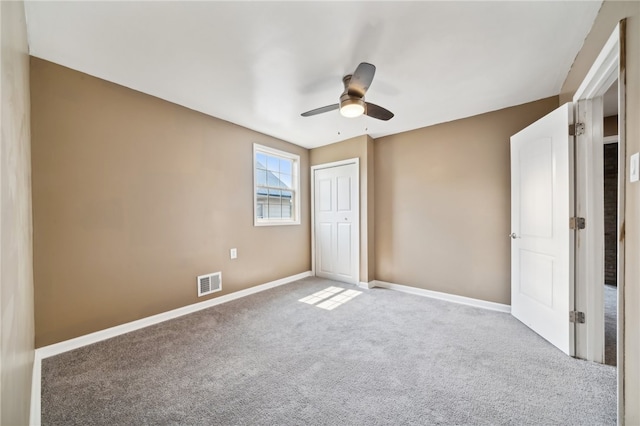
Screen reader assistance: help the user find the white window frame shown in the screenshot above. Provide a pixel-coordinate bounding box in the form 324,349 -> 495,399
253,143 -> 300,226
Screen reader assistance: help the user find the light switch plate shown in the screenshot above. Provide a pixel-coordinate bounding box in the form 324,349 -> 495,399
230,248 -> 237,259
631,152 -> 639,183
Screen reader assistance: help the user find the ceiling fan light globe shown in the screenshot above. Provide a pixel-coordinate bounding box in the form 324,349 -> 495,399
340,100 -> 365,118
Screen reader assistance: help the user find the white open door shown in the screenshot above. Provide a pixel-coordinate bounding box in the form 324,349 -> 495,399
313,161 -> 359,285
510,103 -> 575,356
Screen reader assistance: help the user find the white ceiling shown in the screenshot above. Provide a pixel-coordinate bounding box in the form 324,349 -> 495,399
24,1 -> 602,149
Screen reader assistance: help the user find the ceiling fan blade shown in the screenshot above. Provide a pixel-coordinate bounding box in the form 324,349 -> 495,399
347,62 -> 376,97
301,104 -> 339,117
365,102 -> 394,121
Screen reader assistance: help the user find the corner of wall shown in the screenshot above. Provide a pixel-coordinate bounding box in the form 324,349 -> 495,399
1,1 -> 36,425
366,135 -> 376,282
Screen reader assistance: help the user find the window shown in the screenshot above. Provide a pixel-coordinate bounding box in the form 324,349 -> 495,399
254,144 -> 300,226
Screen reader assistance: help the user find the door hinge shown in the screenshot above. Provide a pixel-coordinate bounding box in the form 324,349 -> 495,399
569,122 -> 585,136
570,311 -> 586,324
569,217 -> 586,230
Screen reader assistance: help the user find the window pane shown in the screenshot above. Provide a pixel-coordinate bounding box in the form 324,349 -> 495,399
256,153 -> 267,169
268,189 -> 282,218
281,191 -> 293,219
282,203 -> 292,218
280,158 -> 292,175
266,170 -> 281,187
256,192 -> 268,219
256,169 -> 267,186
270,202 -> 282,218
267,155 -> 279,172
280,173 -> 292,189
271,204 -> 282,219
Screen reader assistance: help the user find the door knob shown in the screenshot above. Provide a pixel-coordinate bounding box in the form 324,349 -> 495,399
509,233 -> 519,239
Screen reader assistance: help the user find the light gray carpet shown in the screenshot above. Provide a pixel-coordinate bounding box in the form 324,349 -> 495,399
604,284 -> 617,366
42,277 -> 616,425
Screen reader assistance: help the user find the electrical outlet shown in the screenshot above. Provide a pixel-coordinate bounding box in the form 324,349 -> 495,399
230,248 -> 237,259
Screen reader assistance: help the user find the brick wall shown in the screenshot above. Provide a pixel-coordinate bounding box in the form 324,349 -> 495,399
603,141 -> 618,286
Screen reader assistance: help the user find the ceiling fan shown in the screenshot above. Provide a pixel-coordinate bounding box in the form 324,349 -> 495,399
301,62 -> 394,121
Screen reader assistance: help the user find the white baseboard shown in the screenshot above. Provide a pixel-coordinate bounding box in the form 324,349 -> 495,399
358,281 -> 375,289
372,280 -> 511,313
36,271 -> 311,359
29,270 -> 311,426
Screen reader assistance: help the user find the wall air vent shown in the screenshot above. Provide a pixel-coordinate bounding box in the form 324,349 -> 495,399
197,272 -> 222,297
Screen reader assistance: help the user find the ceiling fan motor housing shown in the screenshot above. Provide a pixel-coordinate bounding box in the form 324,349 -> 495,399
339,74 -> 366,117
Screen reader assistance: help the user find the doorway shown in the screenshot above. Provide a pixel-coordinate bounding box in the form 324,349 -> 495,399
572,21 -> 625,418
603,82 -> 619,366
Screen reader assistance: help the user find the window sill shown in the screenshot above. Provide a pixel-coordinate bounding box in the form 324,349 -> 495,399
254,220 -> 300,227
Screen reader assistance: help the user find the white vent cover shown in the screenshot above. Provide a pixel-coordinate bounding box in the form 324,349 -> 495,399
197,272 -> 222,297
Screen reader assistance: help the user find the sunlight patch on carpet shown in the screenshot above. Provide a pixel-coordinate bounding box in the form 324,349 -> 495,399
299,286 -> 362,310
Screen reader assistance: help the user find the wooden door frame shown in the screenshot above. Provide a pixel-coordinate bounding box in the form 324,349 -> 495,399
310,158 -> 360,284
572,20 -> 625,422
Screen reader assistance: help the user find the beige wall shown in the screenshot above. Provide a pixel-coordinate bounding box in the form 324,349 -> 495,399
560,1 -> 640,423
310,135 -> 375,283
0,1 -> 35,424
374,97 -> 559,305
31,58 -> 310,347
